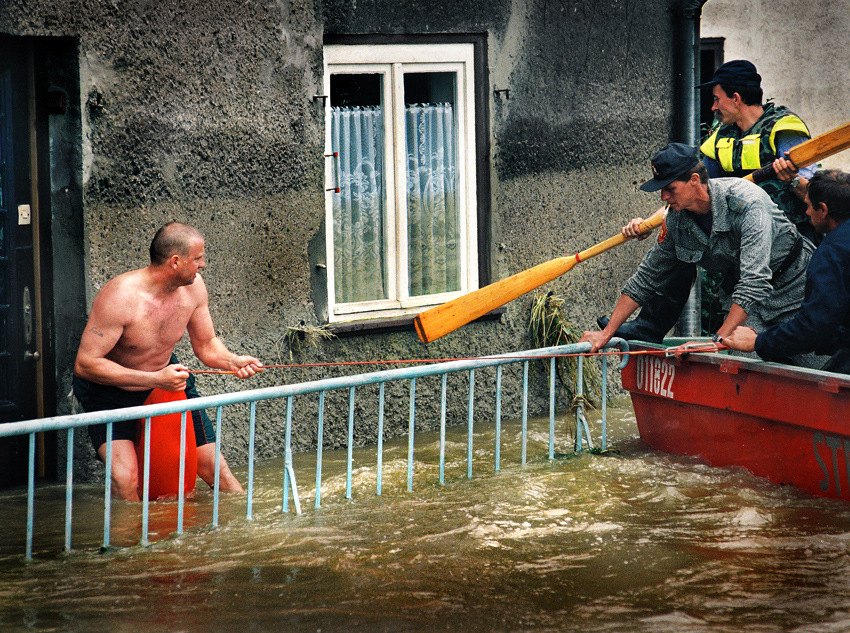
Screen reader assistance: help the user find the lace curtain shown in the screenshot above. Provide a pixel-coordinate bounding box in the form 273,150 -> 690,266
406,103 -> 460,296
331,106 -> 387,304
331,103 -> 459,304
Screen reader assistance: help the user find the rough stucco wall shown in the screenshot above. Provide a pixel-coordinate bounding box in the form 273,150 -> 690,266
2,0 -> 677,483
1,0 -> 328,481
701,0 -> 850,171
485,0 -> 674,338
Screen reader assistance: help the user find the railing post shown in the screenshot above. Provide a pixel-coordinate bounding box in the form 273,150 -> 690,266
467,369 -> 474,479
407,378 -> 416,493
377,383 -> 385,496
283,396 -> 294,512
521,361 -> 529,466
576,357 -> 584,451
439,373 -> 447,485
177,411 -> 187,534
247,401 -> 257,520
346,387 -> 355,500
495,365 -> 502,473
102,423 -> 113,550
315,391 -> 325,508
283,395 -> 301,515
549,356 -> 556,460
141,417 -> 152,547
602,354 -> 609,451
26,432 -> 35,561
212,406 -> 223,527
64,427 -> 74,554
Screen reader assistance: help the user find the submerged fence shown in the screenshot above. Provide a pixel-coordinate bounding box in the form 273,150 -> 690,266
1,341 -> 629,560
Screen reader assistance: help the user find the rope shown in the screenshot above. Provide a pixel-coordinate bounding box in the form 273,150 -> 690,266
188,347 -> 687,375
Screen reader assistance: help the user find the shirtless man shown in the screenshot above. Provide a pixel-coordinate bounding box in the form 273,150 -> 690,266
73,222 -> 263,500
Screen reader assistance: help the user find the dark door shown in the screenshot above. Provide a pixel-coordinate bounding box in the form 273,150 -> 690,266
0,40 -> 44,485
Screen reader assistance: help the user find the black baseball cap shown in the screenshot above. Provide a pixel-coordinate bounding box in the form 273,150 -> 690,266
696,59 -> 761,89
639,143 -> 700,192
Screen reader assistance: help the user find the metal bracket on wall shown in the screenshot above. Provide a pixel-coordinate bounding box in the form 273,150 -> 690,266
87,90 -> 105,111
313,95 -> 329,105
494,88 -> 510,100
324,152 -> 340,193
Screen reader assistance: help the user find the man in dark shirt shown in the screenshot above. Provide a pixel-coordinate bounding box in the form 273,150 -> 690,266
723,170 -> 850,372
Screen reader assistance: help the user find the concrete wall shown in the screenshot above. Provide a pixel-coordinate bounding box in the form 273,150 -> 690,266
1,0 -> 680,482
701,0 -> 850,171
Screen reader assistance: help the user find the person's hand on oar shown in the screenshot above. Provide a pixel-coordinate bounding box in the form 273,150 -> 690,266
622,206 -> 666,240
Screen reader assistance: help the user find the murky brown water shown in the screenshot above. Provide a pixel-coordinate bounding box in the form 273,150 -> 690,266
3,400 -> 850,633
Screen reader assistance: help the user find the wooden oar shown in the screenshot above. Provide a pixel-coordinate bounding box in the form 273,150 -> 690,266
414,119 -> 850,344
747,120 -> 850,184
414,213 -> 666,344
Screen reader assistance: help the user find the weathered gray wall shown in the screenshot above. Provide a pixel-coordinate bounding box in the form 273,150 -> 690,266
1,0 -> 679,482
701,0 -> 850,171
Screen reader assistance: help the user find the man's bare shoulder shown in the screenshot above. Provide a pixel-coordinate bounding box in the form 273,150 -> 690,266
91,269 -> 151,312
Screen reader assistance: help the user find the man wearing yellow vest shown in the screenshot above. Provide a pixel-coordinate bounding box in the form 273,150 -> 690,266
699,59 -> 816,241
597,60 -> 816,343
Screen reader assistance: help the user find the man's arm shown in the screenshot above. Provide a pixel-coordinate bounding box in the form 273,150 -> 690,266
774,132 -> 816,200
74,281 -> 190,391
729,192 -> 780,316
714,303 -> 749,339
580,294 -> 640,353
186,277 -> 263,378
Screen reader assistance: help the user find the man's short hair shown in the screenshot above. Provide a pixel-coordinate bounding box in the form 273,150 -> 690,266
150,222 -> 203,265
717,81 -> 763,107
674,161 -> 709,185
808,170 -> 850,221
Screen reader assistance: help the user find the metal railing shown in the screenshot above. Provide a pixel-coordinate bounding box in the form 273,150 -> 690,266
1,340 -> 629,560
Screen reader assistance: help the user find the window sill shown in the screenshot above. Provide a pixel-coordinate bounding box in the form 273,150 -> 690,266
328,307 -> 506,338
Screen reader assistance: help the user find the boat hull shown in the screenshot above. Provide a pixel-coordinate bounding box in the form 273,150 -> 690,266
621,343 -> 850,500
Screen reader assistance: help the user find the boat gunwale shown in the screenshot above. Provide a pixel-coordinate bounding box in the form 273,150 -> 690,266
632,338 -> 850,393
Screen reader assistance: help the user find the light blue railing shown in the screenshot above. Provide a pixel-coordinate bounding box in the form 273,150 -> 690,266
1,340 -> 629,560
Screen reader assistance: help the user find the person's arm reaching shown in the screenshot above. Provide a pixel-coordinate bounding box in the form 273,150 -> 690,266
186,276 -> 263,378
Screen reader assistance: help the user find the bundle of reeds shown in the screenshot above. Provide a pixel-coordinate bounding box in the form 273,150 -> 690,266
528,291 -> 603,410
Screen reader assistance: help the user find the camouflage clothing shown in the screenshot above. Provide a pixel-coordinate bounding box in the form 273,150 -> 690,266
700,103 -> 810,225
623,178 -> 812,328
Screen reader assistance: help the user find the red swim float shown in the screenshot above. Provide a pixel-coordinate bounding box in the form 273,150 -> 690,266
135,388 -> 198,500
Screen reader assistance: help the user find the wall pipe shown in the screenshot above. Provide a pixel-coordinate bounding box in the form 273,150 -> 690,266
675,0 -> 711,337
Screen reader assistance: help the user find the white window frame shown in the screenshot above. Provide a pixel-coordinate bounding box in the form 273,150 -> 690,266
323,43 -> 478,322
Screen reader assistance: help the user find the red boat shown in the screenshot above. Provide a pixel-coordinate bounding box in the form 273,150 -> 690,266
621,340 -> 850,501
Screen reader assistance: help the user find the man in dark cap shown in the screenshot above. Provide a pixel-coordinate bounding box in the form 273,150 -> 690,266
700,59 -> 815,240
597,60 -> 816,344
581,143 -> 814,361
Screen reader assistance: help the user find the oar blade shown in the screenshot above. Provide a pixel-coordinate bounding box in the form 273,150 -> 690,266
414,256 -> 578,343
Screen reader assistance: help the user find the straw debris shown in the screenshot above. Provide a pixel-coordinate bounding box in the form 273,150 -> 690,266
529,291 -> 604,410
277,323 -> 336,361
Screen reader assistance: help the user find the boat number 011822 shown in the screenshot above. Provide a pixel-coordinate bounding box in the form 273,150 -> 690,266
635,356 -> 675,399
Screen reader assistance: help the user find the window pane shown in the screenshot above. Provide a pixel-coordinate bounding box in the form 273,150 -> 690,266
330,74 -> 389,303
404,72 -> 460,297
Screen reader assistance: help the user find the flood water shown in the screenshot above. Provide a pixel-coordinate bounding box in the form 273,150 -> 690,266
3,399 -> 850,633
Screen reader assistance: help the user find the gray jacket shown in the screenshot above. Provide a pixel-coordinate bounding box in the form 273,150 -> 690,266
623,178 -> 811,324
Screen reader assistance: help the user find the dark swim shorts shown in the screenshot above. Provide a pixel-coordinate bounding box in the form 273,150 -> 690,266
72,355 -> 216,452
